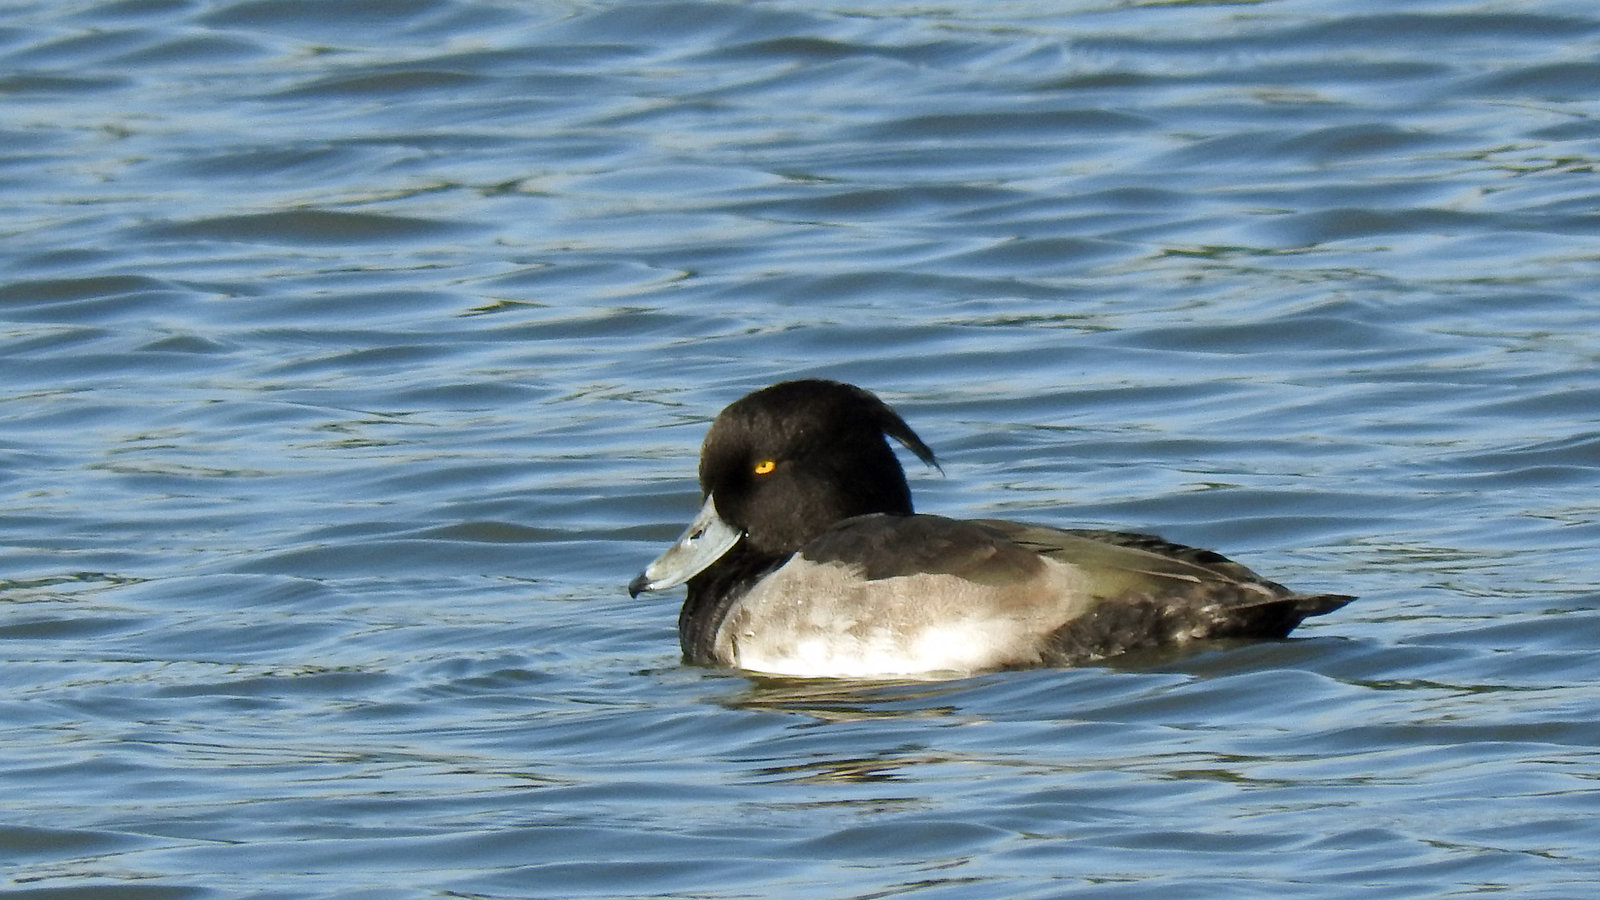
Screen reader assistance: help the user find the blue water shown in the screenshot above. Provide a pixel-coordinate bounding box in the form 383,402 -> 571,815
4,0 -> 1599,897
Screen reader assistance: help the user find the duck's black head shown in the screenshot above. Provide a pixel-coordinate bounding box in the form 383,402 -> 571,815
698,380 -> 940,557
629,380 -> 938,598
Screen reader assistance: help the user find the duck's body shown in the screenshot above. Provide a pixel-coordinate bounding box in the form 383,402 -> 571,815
630,380 -> 1352,679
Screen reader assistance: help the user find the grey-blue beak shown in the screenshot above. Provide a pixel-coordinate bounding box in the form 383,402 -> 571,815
628,493 -> 743,597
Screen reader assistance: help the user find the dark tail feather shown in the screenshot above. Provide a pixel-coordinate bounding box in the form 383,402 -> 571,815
1295,593 -> 1358,617
1046,592 -> 1356,664
1228,592 -> 1356,639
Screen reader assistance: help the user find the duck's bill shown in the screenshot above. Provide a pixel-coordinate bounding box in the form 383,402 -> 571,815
628,493 -> 743,596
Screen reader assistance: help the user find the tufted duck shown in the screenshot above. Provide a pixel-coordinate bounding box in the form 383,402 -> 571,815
629,379 -> 1353,679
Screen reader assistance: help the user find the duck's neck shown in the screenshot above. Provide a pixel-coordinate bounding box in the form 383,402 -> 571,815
679,547 -> 788,666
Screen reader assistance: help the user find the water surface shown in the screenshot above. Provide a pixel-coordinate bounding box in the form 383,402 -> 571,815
3,0 -> 1599,897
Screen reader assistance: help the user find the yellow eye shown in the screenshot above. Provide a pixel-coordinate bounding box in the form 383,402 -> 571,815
753,459 -> 776,475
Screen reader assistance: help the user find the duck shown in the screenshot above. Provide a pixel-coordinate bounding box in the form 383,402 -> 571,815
628,379 -> 1353,679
